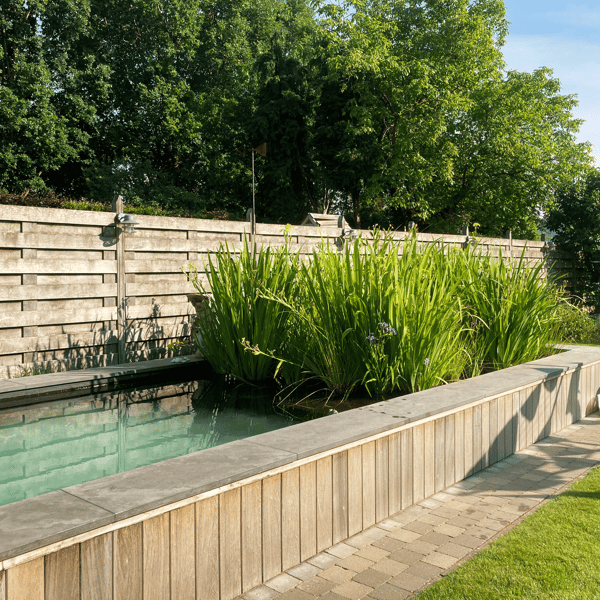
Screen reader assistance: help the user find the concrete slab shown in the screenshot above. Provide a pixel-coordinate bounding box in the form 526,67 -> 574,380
65,439 -> 296,519
0,490 -> 114,562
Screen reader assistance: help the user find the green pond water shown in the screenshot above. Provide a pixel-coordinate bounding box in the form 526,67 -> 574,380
0,377 -> 297,507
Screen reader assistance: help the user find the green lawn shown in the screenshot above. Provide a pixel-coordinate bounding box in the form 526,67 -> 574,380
416,465 -> 600,600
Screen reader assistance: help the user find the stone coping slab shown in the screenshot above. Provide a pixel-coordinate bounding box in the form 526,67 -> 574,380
1,347 -> 600,563
0,356 -> 210,408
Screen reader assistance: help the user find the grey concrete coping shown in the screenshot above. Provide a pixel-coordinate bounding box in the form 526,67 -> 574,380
0,356 -> 211,409
1,347 -> 600,563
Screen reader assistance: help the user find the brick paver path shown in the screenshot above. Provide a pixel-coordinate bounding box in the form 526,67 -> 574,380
241,413 -> 600,600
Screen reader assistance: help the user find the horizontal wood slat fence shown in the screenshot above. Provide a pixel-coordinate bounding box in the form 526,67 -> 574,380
0,205 -> 554,379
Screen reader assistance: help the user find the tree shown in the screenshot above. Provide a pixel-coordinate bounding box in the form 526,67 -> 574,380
425,68 -> 592,238
545,169 -> 600,308
0,0 -> 107,194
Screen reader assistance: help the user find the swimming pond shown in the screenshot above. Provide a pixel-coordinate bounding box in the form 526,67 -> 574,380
0,375 -> 296,507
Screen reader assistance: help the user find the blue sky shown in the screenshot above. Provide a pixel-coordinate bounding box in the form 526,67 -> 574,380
501,1 -> 600,165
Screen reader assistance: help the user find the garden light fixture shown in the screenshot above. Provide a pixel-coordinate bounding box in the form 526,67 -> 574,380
115,213 -> 138,233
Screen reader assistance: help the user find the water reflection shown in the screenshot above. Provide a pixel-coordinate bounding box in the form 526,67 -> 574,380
0,377 -> 296,507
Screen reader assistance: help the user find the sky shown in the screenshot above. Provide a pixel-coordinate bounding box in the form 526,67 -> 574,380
501,1 -> 600,165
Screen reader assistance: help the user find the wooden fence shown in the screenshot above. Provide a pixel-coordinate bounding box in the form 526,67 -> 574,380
0,205 -> 551,379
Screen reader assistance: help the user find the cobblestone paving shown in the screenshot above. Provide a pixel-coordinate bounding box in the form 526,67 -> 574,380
242,413 -> 600,600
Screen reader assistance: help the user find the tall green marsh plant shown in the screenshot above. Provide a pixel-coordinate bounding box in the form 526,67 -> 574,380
187,236 -> 299,383
458,246 -> 561,371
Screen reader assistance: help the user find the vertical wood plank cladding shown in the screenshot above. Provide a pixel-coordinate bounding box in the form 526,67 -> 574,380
423,422 -> 435,498
115,523 -> 142,600
220,488 -> 242,600
6,557 -> 44,600
282,468 -> 301,570
513,391 -> 523,452
242,481 -> 263,592
347,446 -> 363,536
434,418 -> 445,492
375,437 -> 390,521
171,505 -> 195,600
472,404 -> 482,474
532,384 -> 540,442
489,398 -> 498,465
535,383 -> 544,442
543,380 -> 552,438
445,415 -> 455,486
557,379 -> 565,433
300,462 -> 317,562
567,372 -> 575,425
81,534 -> 112,600
143,513 -> 170,600
196,496 -> 219,600
400,428 -> 413,509
464,407 -> 473,476
0,570 -> 4,600
45,546 -> 79,600
262,474 -> 282,581
550,379 -> 559,436
333,451 -> 349,544
526,387 -> 534,447
454,412 -> 465,484
412,425 -> 425,504
480,403 -> 489,469
497,396 -> 506,460
506,393 -> 516,457
388,432 -> 401,516
362,442 -> 376,528
316,456 -> 333,552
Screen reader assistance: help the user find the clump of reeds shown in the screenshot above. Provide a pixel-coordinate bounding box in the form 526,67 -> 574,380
188,231 -> 562,399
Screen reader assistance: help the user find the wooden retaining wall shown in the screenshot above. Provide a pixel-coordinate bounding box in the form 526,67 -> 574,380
1,354 -> 597,600
0,205 -> 550,380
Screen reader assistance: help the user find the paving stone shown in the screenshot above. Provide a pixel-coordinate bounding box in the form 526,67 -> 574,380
336,555 -> 375,573
405,560 -> 445,580
465,525 -> 496,541
437,542 -> 473,559
319,592 -> 351,600
387,528 -> 420,543
461,509 -> 489,521
477,517 -> 507,531
418,498 -> 443,509
332,580 -> 374,600
355,546 -> 390,562
419,532 -> 453,546
432,523 -> 465,537
402,520 -> 435,534
361,528 -> 390,541
451,534 -> 484,549
387,571 -> 429,592
266,573 -> 302,593
370,558 -> 409,576
308,553 -> 340,569
431,492 -> 454,502
387,548 -> 424,566
445,500 -> 472,512
297,576 -> 337,596
243,585 -> 281,600
372,537 -> 406,553
444,515 -> 478,528
404,540 -> 439,556
417,514 -> 446,526
287,563 -> 322,581
422,551 -> 459,569
377,519 -> 403,531
320,566 -> 356,584
367,583 -> 410,600
346,532 -> 380,549
278,589 -> 316,600
430,507 -> 461,519
328,542 -> 358,558
352,568 -> 391,588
